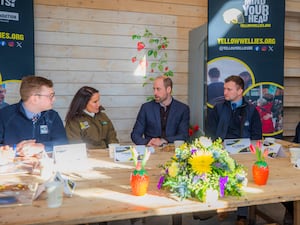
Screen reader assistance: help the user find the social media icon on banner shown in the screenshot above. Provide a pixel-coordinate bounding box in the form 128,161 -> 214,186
16,42 -> 22,48
8,41 -> 15,47
261,46 -> 268,51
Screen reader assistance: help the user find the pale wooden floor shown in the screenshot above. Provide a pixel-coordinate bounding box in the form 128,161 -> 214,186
107,203 -> 286,225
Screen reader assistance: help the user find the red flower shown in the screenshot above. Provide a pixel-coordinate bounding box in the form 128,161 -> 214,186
131,57 -> 137,63
137,42 -> 145,51
249,144 -> 256,154
189,128 -> 193,136
151,69 -> 154,73
193,124 -> 199,132
189,124 -> 200,137
165,66 -> 168,71
161,44 -> 166,49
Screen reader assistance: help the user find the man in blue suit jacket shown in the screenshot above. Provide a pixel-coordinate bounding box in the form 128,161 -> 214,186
131,75 -> 190,147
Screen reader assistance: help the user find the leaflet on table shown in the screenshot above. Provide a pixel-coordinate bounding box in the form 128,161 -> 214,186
224,138 -> 251,154
224,138 -> 285,158
0,161 -> 34,175
114,145 -> 155,162
262,142 -> 286,158
53,143 -> 89,171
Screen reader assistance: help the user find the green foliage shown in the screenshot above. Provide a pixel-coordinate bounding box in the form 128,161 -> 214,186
131,28 -> 174,89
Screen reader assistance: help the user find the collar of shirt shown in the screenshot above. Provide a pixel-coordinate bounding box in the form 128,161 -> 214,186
231,99 -> 243,109
83,109 -> 95,118
159,98 -> 173,111
21,102 -> 41,120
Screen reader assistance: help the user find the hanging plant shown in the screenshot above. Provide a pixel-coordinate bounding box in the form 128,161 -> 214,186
131,29 -> 174,87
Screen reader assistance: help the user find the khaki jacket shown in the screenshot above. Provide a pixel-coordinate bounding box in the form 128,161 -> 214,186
65,111 -> 118,149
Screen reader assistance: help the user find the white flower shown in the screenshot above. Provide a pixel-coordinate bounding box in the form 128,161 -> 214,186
199,136 -> 212,148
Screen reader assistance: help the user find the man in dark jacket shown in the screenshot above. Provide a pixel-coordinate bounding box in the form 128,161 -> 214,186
205,75 -> 262,225
0,76 -> 68,153
131,75 -> 190,147
206,75 -> 262,141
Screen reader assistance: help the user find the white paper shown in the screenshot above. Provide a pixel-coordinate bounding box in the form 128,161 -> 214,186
114,145 -> 154,162
263,142 -> 286,158
53,143 -> 89,172
224,138 -> 251,154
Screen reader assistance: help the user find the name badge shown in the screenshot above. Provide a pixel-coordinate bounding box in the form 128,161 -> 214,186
40,125 -> 49,134
80,121 -> 90,130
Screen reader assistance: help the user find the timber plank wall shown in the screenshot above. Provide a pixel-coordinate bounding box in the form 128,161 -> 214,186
32,0 -> 300,143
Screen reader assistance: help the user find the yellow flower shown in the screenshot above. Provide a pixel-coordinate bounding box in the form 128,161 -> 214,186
168,162 -> 179,177
189,152 -> 214,174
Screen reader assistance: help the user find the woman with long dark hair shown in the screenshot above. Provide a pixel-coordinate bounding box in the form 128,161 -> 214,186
65,86 -> 118,149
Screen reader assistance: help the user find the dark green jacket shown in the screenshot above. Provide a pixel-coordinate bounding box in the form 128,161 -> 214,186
65,111 -> 118,149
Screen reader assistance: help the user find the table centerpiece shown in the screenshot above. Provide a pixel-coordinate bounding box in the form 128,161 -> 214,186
250,140 -> 269,185
130,147 -> 151,196
157,136 -> 247,202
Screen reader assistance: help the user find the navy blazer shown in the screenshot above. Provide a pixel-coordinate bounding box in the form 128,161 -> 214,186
131,99 -> 190,145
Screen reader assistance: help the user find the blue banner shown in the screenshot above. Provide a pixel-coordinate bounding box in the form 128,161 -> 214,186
0,0 -> 34,82
207,0 -> 285,137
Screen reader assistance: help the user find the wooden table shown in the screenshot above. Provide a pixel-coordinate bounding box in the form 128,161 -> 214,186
1,148 -> 300,225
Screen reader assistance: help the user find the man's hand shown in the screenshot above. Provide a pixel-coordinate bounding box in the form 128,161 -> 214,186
16,140 -> 45,157
147,138 -> 168,147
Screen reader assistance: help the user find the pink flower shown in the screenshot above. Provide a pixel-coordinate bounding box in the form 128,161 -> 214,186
136,161 -> 142,171
250,141 -> 267,162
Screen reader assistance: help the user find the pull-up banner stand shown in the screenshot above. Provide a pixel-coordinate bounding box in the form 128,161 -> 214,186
0,0 -> 34,82
207,0 -> 285,137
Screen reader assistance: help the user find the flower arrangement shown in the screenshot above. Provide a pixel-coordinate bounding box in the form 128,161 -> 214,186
157,137 -> 247,201
131,29 -> 174,87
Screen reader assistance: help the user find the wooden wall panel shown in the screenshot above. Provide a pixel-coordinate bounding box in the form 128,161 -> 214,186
285,16 -> 300,47
35,0 -> 207,18
34,5 -> 205,29
286,0 -> 300,15
284,107 -> 300,136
